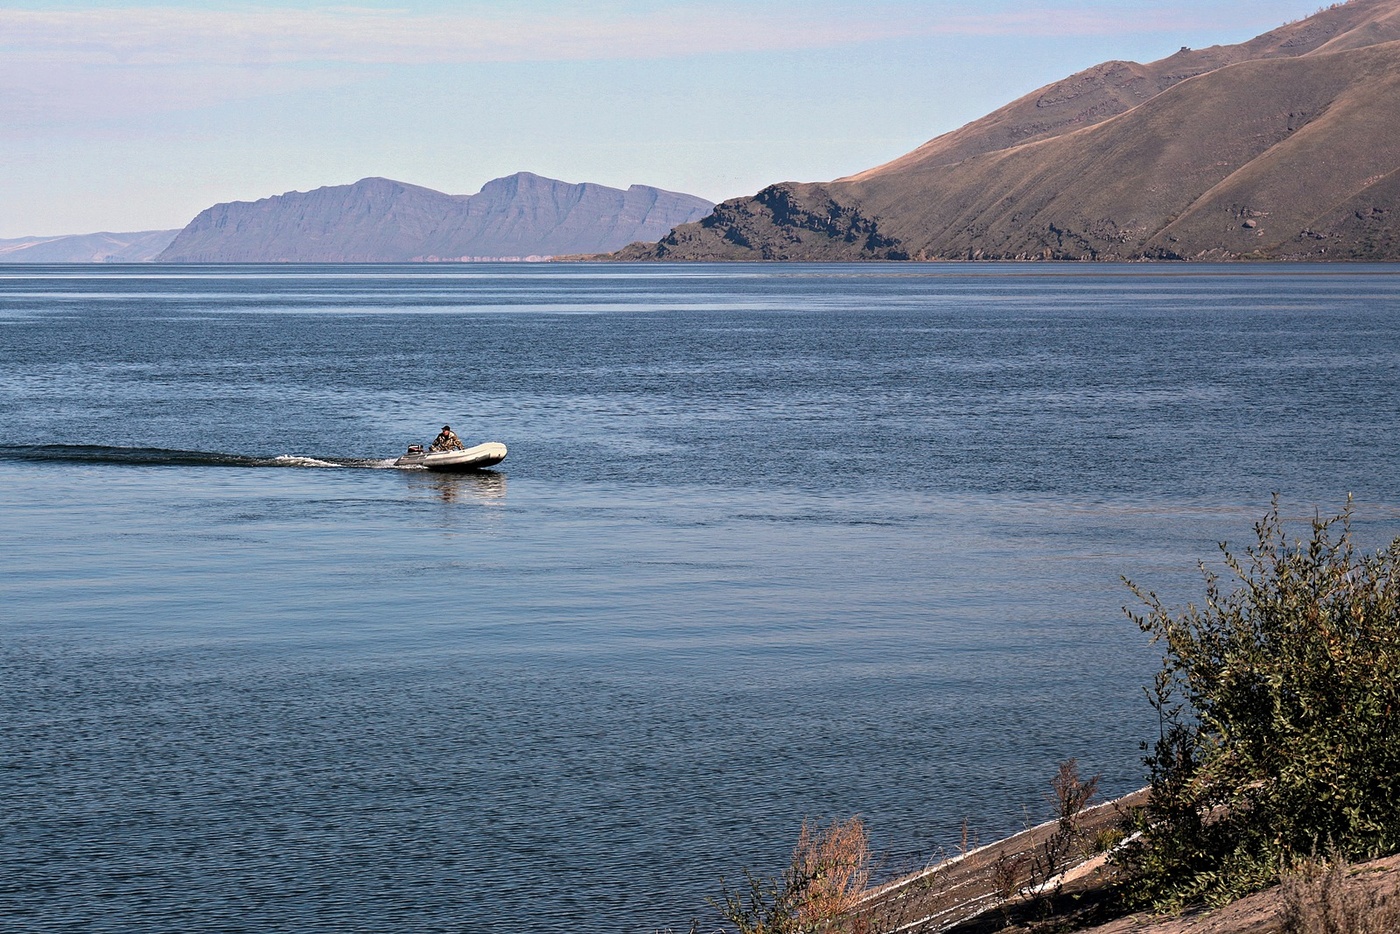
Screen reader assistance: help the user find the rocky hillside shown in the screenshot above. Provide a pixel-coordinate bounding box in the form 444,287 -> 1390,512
615,0 -> 1400,262
159,173 -> 713,263
0,229 -> 179,263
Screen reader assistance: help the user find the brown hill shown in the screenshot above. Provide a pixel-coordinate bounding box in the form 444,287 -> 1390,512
614,0 -> 1400,261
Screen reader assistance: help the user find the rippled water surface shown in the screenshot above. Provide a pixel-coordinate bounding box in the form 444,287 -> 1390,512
3,263 -> 1400,933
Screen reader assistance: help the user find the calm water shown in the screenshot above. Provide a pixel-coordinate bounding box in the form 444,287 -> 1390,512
3,263 -> 1399,933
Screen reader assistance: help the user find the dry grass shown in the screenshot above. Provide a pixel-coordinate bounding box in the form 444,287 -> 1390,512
710,816 -> 873,934
1279,857 -> 1400,934
790,817 -> 872,927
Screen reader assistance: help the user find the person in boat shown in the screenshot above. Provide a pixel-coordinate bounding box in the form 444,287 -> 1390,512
430,425 -> 465,452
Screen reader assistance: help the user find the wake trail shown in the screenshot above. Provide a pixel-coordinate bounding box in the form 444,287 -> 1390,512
0,444 -> 400,469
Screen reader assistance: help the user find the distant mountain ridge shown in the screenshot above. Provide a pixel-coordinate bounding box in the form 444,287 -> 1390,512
0,230 -> 179,263
615,0 -> 1400,261
158,173 -> 714,263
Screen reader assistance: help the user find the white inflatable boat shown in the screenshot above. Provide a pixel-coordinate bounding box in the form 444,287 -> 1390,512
394,442 -> 507,471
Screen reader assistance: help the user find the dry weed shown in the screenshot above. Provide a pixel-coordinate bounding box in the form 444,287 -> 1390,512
1280,858 -> 1400,934
790,817 -> 872,926
713,816 -> 872,934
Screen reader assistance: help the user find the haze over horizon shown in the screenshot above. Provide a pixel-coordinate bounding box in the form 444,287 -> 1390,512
5,0 -> 1328,239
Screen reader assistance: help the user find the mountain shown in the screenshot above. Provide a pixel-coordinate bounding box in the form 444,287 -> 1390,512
157,173 -> 714,263
0,230 -> 180,263
614,0 -> 1400,261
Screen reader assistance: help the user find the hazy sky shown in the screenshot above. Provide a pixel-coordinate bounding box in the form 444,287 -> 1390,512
3,0 -> 1327,237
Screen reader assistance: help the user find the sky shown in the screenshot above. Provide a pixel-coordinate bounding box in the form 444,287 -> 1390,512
2,0 -> 1330,238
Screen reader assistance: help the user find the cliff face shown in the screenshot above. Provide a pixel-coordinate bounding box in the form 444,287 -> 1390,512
618,0 -> 1400,262
157,173 -> 713,263
615,185 -> 907,261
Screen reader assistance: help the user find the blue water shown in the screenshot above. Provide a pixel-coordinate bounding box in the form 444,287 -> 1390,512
3,263 -> 1399,933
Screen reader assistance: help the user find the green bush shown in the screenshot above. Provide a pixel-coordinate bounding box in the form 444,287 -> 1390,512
1119,499 -> 1400,909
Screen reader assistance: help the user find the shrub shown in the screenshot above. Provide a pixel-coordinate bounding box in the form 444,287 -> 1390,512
991,850 -> 1031,922
1030,759 -> 1102,900
1119,499 -> 1400,908
714,816 -> 871,934
1092,827 -> 1125,856
789,817 -> 871,926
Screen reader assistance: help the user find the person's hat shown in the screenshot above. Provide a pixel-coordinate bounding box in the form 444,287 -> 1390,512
442,425 -> 451,430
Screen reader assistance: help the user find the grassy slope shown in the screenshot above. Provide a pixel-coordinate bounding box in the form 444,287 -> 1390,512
846,40 -> 1400,260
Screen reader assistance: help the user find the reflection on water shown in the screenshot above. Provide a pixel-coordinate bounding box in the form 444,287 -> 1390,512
405,469 -> 508,504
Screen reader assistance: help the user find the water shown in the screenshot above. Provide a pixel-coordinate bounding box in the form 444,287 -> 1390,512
2,263 -> 1399,933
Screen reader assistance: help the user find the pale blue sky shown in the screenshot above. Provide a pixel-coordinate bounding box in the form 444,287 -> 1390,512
3,1 -> 1326,237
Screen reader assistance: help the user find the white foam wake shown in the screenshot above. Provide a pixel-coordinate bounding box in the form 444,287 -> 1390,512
271,454 -> 343,468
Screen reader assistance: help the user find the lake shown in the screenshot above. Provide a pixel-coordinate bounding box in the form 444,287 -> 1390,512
2,263 -> 1399,933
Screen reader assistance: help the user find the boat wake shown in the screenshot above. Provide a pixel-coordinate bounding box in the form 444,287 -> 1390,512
0,444 -> 397,469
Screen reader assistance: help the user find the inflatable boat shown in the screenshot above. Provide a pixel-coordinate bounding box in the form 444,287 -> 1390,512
394,441 -> 507,471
